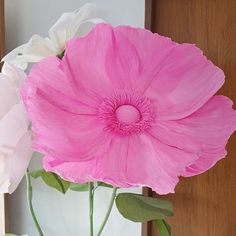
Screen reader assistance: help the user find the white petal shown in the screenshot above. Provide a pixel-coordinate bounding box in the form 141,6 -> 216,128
2,45 -> 25,61
49,12 -> 77,50
67,3 -> 99,38
0,63 -> 26,119
1,45 -> 33,70
0,75 -> 19,119
75,18 -> 106,37
8,131 -> 32,193
2,3 -> 104,69
2,35 -> 59,70
0,153 -> 10,193
2,63 -> 26,87
49,3 -> 103,50
0,102 -> 29,154
23,34 -> 59,60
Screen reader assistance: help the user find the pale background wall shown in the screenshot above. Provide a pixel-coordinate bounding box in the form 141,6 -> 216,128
4,0 -> 145,235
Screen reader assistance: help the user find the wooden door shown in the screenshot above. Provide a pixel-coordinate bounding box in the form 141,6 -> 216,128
145,0 -> 236,235
0,0 -> 4,58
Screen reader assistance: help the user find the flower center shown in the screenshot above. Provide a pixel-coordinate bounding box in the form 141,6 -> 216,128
98,91 -> 155,135
116,105 -> 140,124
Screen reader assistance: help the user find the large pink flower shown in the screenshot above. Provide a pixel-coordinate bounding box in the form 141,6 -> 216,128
21,23 -> 236,194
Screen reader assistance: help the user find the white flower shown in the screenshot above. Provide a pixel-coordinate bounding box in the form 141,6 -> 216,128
0,63 -> 32,193
0,3 -> 104,193
2,3 -> 104,70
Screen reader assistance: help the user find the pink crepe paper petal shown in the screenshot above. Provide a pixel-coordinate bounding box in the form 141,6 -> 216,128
149,96 -> 236,176
114,26 -> 224,119
22,23 -> 236,194
44,134 -> 198,194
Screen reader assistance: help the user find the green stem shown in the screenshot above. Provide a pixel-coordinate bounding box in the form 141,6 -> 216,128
89,182 -> 94,236
97,187 -> 118,236
26,169 -> 44,236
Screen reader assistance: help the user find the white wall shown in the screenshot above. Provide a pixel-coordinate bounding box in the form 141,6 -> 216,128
5,0 -> 145,236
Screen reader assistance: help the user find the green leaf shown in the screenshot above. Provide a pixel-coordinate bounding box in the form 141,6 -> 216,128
155,219 -> 171,236
30,169 -> 70,194
69,183 -> 89,191
69,181 -> 115,191
115,193 -> 173,222
97,182 -> 114,188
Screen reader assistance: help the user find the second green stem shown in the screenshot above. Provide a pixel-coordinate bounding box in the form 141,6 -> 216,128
26,169 -> 44,236
89,182 -> 94,236
97,187 -> 118,236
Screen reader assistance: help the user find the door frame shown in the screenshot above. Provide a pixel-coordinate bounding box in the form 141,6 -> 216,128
142,1 -> 154,236
145,0 -> 154,31
0,0 -> 7,234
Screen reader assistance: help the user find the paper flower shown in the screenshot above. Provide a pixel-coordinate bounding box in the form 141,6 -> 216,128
22,24 -> 236,194
2,3 -> 104,70
0,63 -> 32,193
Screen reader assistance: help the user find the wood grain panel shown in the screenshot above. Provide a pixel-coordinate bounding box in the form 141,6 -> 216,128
145,0 -> 154,31
147,0 -> 236,235
0,0 -> 4,60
